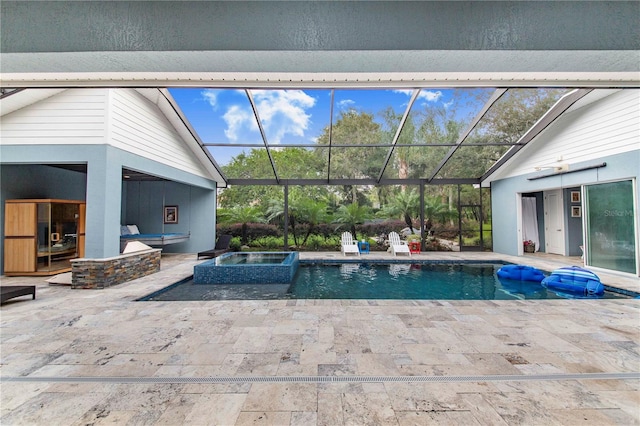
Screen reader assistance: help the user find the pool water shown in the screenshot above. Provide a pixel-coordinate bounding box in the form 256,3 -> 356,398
139,262 -> 628,301
215,252 -> 290,265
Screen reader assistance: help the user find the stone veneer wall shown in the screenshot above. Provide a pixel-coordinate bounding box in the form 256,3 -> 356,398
71,249 -> 161,289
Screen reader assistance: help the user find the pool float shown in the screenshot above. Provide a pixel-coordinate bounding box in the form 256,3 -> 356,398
496,265 -> 545,282
541,266 -> 604,296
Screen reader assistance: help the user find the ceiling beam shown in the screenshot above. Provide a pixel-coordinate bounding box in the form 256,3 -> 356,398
227,178 -> 480,186
246,89 -> 280,184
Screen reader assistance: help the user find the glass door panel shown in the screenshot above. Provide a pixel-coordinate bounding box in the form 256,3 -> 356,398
585,180 -> 637,274
36,202 -> 80,273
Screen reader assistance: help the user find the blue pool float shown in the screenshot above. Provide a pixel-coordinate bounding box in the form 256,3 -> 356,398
496,265 -> 546,282
541,266 -> 604,296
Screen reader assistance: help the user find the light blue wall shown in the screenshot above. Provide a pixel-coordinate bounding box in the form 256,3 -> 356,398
491,150 -> 640,257
1,143 -> 218,271
564,187 -> 583,257
122,180 -> 216,254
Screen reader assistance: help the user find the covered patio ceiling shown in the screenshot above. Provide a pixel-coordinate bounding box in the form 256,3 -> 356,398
2,1 -> 635,188
174,86 -> 593,187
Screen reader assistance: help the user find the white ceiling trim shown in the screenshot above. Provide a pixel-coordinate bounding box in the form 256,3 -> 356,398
1,50 -> 639,88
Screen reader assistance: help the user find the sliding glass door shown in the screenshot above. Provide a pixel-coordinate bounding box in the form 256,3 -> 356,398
585,180 -> 637,274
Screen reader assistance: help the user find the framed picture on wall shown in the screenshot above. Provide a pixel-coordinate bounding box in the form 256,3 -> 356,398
571,206 -> 581,218
164,206 -> 178,224
571,191 -> 581,203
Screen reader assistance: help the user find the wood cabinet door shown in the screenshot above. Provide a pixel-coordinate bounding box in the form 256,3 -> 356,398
4,238 -> 36,272
4,203 -> 36,236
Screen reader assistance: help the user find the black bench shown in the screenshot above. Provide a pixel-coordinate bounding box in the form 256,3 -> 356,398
1,286 -> 36,304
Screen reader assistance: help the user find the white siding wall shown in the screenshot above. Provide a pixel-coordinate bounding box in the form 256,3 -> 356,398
492,89 -> 640,180
108,89 -> 209,178
0,89 -> 107,145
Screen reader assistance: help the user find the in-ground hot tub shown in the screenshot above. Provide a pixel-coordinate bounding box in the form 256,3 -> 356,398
193,252 -> 299,284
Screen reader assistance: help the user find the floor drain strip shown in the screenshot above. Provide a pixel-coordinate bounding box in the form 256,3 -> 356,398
3,372 -> 638,384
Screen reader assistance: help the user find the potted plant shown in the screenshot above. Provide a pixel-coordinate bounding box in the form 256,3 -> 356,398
523,240 -> 535,253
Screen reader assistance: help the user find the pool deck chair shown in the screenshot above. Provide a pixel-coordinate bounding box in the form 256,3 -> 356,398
389,231 -> 411,256
197,234 -> 233,259
341,232 -> 360,256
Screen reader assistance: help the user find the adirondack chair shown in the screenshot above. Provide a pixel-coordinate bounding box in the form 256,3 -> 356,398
389,231 -> 411,256
341,231 -> 360,256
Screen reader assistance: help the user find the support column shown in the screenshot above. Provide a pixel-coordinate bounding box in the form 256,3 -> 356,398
457,184 -> 462,249
419,182 -> 425,251
84,147 -> 122,258
479,185 -> 484,250
283,184 -> 289,250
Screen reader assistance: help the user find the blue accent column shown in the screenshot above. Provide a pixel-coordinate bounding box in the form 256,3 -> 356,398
85,147 -> 122,258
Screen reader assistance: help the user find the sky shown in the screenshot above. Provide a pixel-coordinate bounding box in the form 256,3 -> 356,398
169,87 -> 489,167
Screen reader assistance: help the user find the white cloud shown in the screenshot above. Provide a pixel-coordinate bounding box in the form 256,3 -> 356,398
338,99 -> 355,109
443,99 -> 454,109
201,89 -> 220,109
393,89 -> 413,97
223,105 -> 253,141
419,90 -> 443,102
393,89 -> 443,103
220,90 -> 316,144
251,90 -> 316,143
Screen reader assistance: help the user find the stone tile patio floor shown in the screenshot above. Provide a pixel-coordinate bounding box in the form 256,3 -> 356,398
1,252 -> 639,425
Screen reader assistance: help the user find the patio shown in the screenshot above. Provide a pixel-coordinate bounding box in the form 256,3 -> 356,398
1,252 -> 639,425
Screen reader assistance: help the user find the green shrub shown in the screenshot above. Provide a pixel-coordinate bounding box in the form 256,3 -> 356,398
303,234 -> 324,251
252,235 -> 284,250
300,234 -> 341,251
216,223 -> 280,241
229,236 -> 242,251
358,220 -> 407,240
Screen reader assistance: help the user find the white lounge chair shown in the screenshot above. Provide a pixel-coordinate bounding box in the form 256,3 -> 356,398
341,231 -> 360,256
389,231 -> 411,256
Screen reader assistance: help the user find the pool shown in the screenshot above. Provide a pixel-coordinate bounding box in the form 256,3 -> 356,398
140,261 -> 630,301
193,251 -> 299,284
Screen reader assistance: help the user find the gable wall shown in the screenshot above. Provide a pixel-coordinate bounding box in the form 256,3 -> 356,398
109,89 -> 210,179
0,89 -> 107,145
492,89 -> 640,180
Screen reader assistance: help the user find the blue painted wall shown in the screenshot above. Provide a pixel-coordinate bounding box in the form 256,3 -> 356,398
1,144 -> 218,273
491,151 -> 639,259
122,180 -> 216,254
564,187 -> 583,257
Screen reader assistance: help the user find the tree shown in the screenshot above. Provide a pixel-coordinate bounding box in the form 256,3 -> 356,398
480,88 -> 567,144
219,147 -> 325,207
381,189 -> 420,233
218,206 -> 265,244
423,196 -> 457,234
316,109 -> 384,203
333,203 -> 371,240
266,197 -> 300,246
380,108 -> 419,181
296,199 -> 329,246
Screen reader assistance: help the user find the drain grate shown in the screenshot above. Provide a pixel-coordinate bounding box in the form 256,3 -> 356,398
2,372 -> 638,384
